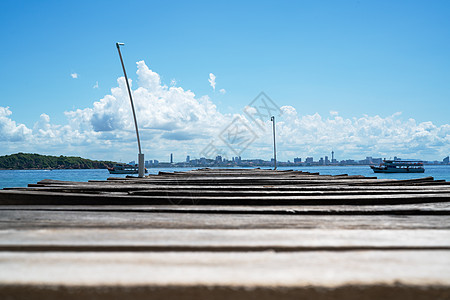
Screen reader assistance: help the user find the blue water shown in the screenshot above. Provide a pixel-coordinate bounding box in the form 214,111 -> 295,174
0,165 -> 449,189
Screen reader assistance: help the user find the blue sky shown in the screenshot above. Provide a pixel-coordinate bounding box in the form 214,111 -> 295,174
0,0 -> 449,162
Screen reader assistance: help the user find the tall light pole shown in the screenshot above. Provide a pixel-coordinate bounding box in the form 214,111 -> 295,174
271,116 -> 277,170
116,42 -> 145,177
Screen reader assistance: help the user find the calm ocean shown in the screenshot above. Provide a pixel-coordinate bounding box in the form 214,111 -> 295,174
0,165 -> 449,189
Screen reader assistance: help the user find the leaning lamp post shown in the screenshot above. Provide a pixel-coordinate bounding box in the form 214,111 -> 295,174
271,116 -> 277,170
116,42 -> 145,177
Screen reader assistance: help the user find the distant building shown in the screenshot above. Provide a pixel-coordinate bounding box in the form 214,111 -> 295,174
252,159 -> 265,165
305,157 -> 313,164
341,159 -> 356,165
444,156 -> 449,164
215,156 -> 222,163
319,157 -> 324,165
186,155 -> 190,163
372,158 -> 383,164
294,157 -> 302,164
170,153 -> 173,164
325,156 -> 329,165
360,157 -> 373,165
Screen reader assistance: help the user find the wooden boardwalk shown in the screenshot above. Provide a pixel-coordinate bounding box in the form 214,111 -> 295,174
0,168 -> 449,299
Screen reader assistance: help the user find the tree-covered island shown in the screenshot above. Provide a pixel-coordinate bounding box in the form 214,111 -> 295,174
0,153 -> 116,170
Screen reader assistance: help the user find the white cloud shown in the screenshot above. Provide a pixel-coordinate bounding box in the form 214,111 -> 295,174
208,73 -> 216,91
62,61 -> 230,160
93,81 -> 99,89
1,61 -> 449,162
70,73 -> 78,79
219,88 -> 226,94
0,107 -> 32,142
272,106 -> 450,160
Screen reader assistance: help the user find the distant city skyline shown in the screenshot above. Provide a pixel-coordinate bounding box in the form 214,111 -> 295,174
127,153 -> 450,168
1,1 -> 449,162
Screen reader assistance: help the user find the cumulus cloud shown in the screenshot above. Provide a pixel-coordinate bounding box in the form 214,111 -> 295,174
272,106 -> 450,160
0,107 -> 32,142
70,73 -> 78,79
1,61 -> 449,162
61,61 -> 230,160
208,73 -> 216,91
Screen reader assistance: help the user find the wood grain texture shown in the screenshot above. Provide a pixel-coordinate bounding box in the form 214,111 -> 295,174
0,168 -> 449,299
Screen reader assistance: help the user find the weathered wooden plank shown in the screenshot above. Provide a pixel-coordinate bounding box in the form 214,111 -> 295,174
0,251 -> 449,288
16,183 -> 450,192
2,203 -> 450,213
0,229 -> 448,250
7,185 -> 450,197
128,189 -> 450,196
0,189 -> 449,205
1,210 -> 448,230
100,177 -> 442,186
159,171 -> 374,179
2,283 -> 448,300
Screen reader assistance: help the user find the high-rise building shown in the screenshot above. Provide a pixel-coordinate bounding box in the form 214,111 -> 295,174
444,156 -> 449,164
325,156 -> 329,165
331,151 -> 337,163
294,157 -> 301,164
170,153 -> 173,164
186,155 -> 190,163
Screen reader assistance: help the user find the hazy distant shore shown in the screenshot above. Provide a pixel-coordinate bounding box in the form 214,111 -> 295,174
1,153 -> 448,170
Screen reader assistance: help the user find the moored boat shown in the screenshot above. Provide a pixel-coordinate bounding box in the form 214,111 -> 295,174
370,160 -> 424,173
108,164 -> 148,174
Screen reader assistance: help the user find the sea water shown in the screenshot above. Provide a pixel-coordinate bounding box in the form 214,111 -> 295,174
0,165 -> 449,189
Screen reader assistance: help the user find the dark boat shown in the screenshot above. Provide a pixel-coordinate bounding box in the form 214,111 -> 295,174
370,160 -> 425,173
108,164 -> 148,174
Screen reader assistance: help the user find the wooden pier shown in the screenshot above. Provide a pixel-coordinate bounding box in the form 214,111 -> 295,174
0,168 -> 449,299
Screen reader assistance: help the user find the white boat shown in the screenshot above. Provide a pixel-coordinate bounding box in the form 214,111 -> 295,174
108,164 -> 147,174
370,160 -> 424,173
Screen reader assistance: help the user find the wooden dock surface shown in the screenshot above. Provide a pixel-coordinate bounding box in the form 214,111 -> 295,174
0,168 -> 449,299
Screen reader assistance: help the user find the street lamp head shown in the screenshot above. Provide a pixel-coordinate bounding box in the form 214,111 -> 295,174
116,42 -> 125,48
271,116 -> 275,121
